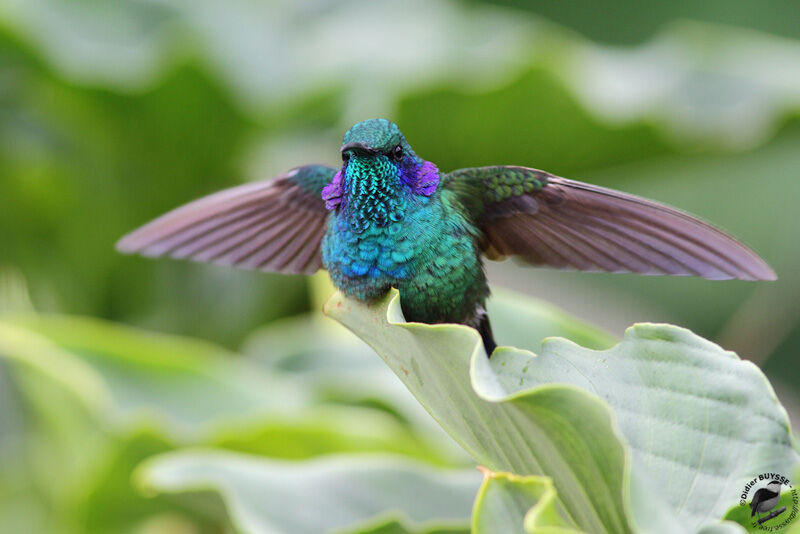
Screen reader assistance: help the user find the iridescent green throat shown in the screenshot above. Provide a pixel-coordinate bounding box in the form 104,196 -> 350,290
343,155 -> 404,233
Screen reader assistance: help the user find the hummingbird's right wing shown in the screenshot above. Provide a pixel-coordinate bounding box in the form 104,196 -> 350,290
442,166 -> 775,281
116,164 -> 335,274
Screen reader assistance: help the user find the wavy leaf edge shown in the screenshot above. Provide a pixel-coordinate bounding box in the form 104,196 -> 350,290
324,288 -> 640,532
472,467 -> 581,533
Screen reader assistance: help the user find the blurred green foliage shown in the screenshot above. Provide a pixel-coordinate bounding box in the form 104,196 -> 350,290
481,0 -> 800,44
2,0 -> 800,532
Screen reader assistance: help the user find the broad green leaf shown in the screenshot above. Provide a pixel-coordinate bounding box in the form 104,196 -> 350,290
326,290 -> 641,533
487,288 -> 615,352
210,406 -> 448,463
486,326 -> 798,530
136,451 -> 480,534
471,469 -> 579,534
326,289 -> 799,533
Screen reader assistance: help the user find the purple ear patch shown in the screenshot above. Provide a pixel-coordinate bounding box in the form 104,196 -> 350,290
321,170 -> 344,210
413,160 -> 439,196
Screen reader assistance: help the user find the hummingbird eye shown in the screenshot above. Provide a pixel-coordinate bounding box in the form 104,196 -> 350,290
341,152 -> 350,163
391,145 -> 403,161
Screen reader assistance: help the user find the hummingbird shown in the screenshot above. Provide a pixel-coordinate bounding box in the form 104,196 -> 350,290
117,118 -> 775,356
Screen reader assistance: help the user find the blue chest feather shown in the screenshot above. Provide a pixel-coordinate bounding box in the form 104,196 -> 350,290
322,195 -> 435,282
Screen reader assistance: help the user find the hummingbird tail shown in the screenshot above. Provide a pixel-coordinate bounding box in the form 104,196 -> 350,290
476,307 -> 497,358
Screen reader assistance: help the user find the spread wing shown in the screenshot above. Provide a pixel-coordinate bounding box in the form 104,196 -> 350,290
442,166 -> 775,281
116,164 -> 335,274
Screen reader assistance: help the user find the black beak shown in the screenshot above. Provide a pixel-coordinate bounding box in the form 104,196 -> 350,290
340,142 -> 378,156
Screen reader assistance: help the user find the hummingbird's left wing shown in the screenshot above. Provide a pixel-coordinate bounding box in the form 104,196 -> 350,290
442,166 -> 775,281
116,164 -> 335,274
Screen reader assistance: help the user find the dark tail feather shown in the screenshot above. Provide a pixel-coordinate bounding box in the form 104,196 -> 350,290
476,307 -> 497,358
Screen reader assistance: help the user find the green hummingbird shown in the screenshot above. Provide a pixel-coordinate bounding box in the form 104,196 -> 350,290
117,118 -> 775,355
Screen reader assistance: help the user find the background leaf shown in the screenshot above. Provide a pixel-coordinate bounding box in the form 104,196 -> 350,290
137,451 -> 480,534
0,314 -> 452,532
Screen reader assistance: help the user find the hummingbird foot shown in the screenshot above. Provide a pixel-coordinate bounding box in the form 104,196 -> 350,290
474,305 -> 497,358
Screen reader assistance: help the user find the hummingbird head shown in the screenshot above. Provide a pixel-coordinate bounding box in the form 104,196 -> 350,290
322,119 -> 439,231
340,118 -> 412,161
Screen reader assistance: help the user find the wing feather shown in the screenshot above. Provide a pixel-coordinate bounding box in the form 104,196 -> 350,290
444,167 -> 775,281
116,165 -> 334,275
